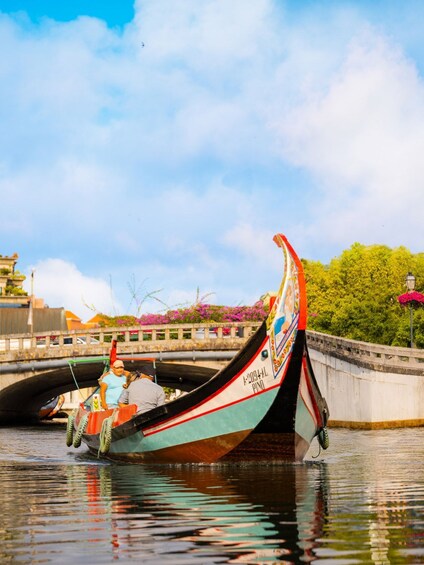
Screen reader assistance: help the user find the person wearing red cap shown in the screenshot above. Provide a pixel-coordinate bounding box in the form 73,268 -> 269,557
99,360 -> 129,410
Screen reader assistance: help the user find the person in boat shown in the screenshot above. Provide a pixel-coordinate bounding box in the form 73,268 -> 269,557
99,359 -> 129,410
118,370 -> 165,414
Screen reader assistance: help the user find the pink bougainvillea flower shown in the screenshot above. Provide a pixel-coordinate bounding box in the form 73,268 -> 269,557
398,291 -> 424,305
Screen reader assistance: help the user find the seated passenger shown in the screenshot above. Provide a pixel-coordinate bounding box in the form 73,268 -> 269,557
100,360 -> 129,410
118,371 -> 165,414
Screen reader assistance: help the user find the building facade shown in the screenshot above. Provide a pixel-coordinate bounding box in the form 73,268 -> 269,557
0,253 -> 28,307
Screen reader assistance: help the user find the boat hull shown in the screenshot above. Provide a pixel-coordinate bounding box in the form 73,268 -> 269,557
79,330 -> 325,463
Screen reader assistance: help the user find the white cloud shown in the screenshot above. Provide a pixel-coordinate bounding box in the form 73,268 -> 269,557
133,0 -> 275,66
2,0 -> 424,319
222,223 -> 281,269
23,259 -> 122,320
276,31 -> 424,252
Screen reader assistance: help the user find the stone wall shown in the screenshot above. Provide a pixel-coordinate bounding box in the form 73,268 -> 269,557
307,331 -> 424,428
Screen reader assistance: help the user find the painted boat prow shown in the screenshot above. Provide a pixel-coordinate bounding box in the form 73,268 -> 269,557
69,233 -> 329,463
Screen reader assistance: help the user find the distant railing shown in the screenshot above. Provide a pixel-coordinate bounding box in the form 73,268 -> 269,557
307,330 -> 424,374
0,322 -> 263,360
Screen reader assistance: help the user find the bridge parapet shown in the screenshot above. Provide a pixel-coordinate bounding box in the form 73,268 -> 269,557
0,321 -> 262,363
307,330 -> 424,375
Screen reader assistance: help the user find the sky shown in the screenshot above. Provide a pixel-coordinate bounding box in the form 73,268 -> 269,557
2,0 -> 424,321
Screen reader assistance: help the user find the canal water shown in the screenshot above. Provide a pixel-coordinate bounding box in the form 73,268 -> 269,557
0,426 -> 423,564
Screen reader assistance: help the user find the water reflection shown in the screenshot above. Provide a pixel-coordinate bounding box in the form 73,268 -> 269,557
0,427 -> 424,563
64,462 -> 328,563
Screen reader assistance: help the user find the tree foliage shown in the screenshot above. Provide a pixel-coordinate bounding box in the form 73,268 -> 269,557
95,242 -> 424,348
303,243 -> 424,347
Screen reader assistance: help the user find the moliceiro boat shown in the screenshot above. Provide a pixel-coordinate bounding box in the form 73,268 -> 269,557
39,395 -> 65,420
68,234 -> 329,463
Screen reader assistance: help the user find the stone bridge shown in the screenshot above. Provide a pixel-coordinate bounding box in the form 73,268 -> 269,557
0,322 -> 260,423
306,331 -> 424,428
1,322 -> 424,427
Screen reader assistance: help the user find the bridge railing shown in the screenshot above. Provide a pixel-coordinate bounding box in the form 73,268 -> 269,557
307,330 -> 424,373
5,323 -> 422,372
0,321 -> 262,360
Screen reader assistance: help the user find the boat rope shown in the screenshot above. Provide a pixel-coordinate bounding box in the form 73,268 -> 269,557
67,357 -> 109,401
73,413 -> 89,448
65,408 -> 78,447
98,410 -> 116,457
67,361 -> 85,401
311,442 -> 321,459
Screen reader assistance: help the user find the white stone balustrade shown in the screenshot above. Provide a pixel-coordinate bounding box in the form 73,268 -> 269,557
307,330 -> 424,375
0,322 -> 262,363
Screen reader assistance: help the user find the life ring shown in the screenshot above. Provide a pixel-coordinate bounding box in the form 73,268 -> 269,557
99,415 -> 113,454
73,413 -> 89,448
65,409 -> 78,447
318,427 -> 330,450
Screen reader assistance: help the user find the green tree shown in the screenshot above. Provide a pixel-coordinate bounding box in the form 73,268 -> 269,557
304,243 -> 424,347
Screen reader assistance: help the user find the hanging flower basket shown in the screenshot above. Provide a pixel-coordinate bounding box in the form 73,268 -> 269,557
398,291 -> 424,305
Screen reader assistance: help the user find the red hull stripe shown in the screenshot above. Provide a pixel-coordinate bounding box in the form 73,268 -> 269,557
144,343 -> 295,437
142,334 -> 270,433
144,325 -> 298,437
302,357 -> 323,427
143,378 -> 284,438
299,366 -> 317,425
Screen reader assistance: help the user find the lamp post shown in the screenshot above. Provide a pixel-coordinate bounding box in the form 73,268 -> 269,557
406,272 -> 416,348
27,269 -> 35,336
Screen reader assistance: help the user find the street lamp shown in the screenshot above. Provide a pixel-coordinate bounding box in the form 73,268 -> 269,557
406,272 -> 416,348
406,272 -> 416,292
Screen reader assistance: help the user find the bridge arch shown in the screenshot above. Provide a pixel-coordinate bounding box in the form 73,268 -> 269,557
0,322 -> 255,423
0,357 -> 220,424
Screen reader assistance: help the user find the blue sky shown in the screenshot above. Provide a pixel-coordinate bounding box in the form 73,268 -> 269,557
2,1 -> 424,320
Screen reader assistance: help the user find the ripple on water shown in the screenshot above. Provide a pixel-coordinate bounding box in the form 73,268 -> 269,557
0,426 -> 423,562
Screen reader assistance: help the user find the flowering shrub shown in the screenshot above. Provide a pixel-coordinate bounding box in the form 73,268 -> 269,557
99,301 -> 267,328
